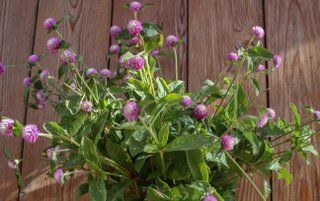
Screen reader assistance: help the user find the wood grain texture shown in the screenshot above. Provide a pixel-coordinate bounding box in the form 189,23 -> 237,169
19,0 -> 112,200
265,0 -> 320,200
188,1 -> 268,200
0,0 -> 38,200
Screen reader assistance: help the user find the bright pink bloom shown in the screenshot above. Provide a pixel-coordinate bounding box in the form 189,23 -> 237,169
165,35 -> 178,48
85,68 -> 98,78
22,124 -> 39,143
60,50 -> 76,64
128,56 -> 144,70
0,63 -> 5,75
203,194 -> 217,201
47,37 -> 61,54
257,64 -> 265,72
40,69 -> 49,83
110,25 -> 121,39
273,54 -> 281,68
267,108 -> 276,120
0,118 -> 14,137
257,114 -> 268,128
193,104 -> 208,120
127,20 -> 143,36
43,18 -> 56,30
80,100 -> 93,112
99,69 -> 113,78
129,1 -> 143,12
227,52 -> 239,61
122,101 -> 139,121
180,95 -> 192,107
28,54 -> 39,63
109,44 -> 120,55
128,36 -> 139,45
23,77 -> 32,87
252,26 -> 265,39
54,168 -> 64,183
220,134 -> 235,151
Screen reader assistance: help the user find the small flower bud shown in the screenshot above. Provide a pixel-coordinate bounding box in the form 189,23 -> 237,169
0,118 -> 14,137
151,50 -> 159,57
80,100 -> 93,112
180,95 -> 192,107
53,168 -> 64,184
122,101 -> 139,121
128,56 -> 144,70
129,1 -> 143,12
23,77 -> 32,87
43,18 -> 56,30
313,110 -> 320,120
193,104 -> 208,120
47,37 -> 61,54
22,124 -> 39,143
40,69 -> 49,83
110,25 -> 121,39
267,108 -> 276,120
251,26 -> 265,39
69,82 -> 76,90
165,35 -> 178,48
60,50 -> 76,64
220,134 -> 235,151
257,114 -> 268,128
127,20 -> 143,36
273,54 -> 281,68
28,54 -> 39,63
109,44 -> 120,55
36,90 -> 47,104
123,73 -> 132,81
227,52 -> 239,61
0,63 -> 5,75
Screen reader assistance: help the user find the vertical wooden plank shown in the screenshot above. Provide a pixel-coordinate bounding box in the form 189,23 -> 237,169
188,1 -> 267,200
112,0 -> 188,81
0,0 -> 38,200
19,0 -> 112,200
265,0 -> 320,200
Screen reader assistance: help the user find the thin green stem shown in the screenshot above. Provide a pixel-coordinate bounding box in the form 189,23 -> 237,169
173,47 -> 178,81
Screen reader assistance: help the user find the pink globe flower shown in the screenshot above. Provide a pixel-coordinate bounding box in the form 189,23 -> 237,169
54,168 -> 64,183
128,36 -> 139,45
80,100 -> 93,112
110,25 -> 121,39
251,26 -> 265,39
22,124 -> 39,143
70,82 -> 76,90
7,160 -> 19,169
257,114 -> 268,128
180,95 -> 192,107
122,101 -> 139,121
36,90 -> 47,104
151,50 -> 159,57
127,20 -> 143,36
60,50 -> 76,64
85,68 -> 98,78
267,108 -> 276,120
0,118 -> 14,137
273,54 -> 281,68
123,73 -> 132,81
40,69 -> 49,83
0,63 -> 5,75
47,146 -> 60,160
23,77 -> 32,87
220,134 -> 235,151
109,44 -> 120,55
47,37 -> 61,54
129,1 -> 143,12
193,104 -> 208,120
99,69 -> 113,78
227,52 -> 239,61
28,54 -> 39,63
313,110 -> 320,120
43,17 -> 56,30
165,35 -> 178,48
128,56 -> 144,70
203,194 -> 217,201
257,64 -> 265,72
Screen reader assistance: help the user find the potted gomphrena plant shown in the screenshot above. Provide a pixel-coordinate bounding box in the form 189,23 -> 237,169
1,1 -> 319,201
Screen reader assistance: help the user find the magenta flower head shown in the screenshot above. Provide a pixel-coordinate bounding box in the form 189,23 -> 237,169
28,54 -> 39,63
251,26 -> 265,39
203,194 -> 217,201
22,124 -> 39,143
0,118 -> 14,137
40,69 -> 49,83
227,52 -> 239,61
110,25 -> 121,39
109,44 -> 120,55
122,101 -> 139,121
85,68 -> 98,78
257,114 -> 268,128
129,1 -> 143,12
128,56 -> 144,70
313,110 -> 320,120
80,100 -> 93,112
36,90 -> 47,104
128,36 -> 139,45
273,54 -> 281,68
0,63 -> 5,75
60,50 -> 76,64
151,50 -> 159,57
99,69 -> 113,78
257,64 -> 265,72
220,134 -> 235,151
47,37 -> 61,54
127,20 -> 143,36
23,77 -> 32,87
165,35 -> 178,48
180,95 -> 192,107
193,104 -> 209,120
43,17 -> 56,30
54,168 -> 64,184
267,108 -> 276,120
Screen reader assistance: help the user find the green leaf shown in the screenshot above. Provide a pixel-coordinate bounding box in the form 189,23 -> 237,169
93,110 -> 109,145
191,82 -> 221,101
263,179 -> 271,199
276,167 -> 292,185
144,144 -> 158,153
158,93 -> 182,106
115,29 -> 131,40
248,46 -> 273,59
69,113 -> 88,136
23,87 -> 29,105
147,187 -> 171,201
302,145 -> 318,156
44,121 -> 68,137
58,64 -> 68,79
186,149 -> 209,182
106,139 -> 133,170
13,120 -> 23,137
119,121 -> 143,130
290,103 -> 301,128
89,177 -> 107,201
158,123 -> 170,147
15,169 -> 24,188
243,132 -> 260,155
76,183 -> 89,198
80,137 -> 103,175
142,22 -> 161,38
164,134 -> 209,152
251,77 -> 260,96
106,182 -> 130,201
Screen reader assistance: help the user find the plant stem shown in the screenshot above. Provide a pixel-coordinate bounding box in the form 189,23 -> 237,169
173,47 -> 178,81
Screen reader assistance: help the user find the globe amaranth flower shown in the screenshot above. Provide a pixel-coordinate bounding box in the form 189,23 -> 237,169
85,68 -> 98,78
273,54 -> 281,68
251,26 -> 265,39
151,50 -> 159,57
7,160 -> 19,169
80,100 -> 93,112
40,69 -> 49,83
180,95 -> 192,107
122,101 -> 139,121
23,77 -> 32,87
43,17 -> 56,30
28,54 -> 39,63
129,1 -> 143,12
47,37 -> 61,54
193,104 -> 208,120
227,52 -> 239,61
128,36 -> 139,45
257,64 -> 265,72
203,194 -> 217,201
127,20 -> 143,36
99,69 -> 113,78
22,124 -> 39,143
128,56 -> 144,70
36,90 -> 47,108
118,54 -> 130,68
60,50 -> 76,64
54,168 -> 64,184
0,63 -> 5,75
313,110 -> 320,120
0,118 -> 14,137
123,73 -> 133,81
110,25 -> 121,39
165,35 -> 178,48
47,146 -> 60,160
267,108 -> 276,120
109,44 -> 120,55
257,114 -> 268,128
220,134 -> 235,151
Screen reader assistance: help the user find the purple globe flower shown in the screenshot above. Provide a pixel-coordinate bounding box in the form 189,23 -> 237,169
28,54 -> 39,63
203,194 -> 217,201
47,146 -> 60,160
129,1 -> 143,12
110,25 -> 121,39
122,101 -> 139,121
60,50 -> 76,64
127,20 -> 143,36
36,90 -> 47,104
257,114 -> 268,128
85,68 -> 98,78
0,118 -> 14,137
43,17 -> 56,30
80,100 -> 93,112
251,26 -> 265,39
22,124 -> 39,143
180,95 -> 192,107
267,108 -> 276,120
109,44 -> 120,55
99,69 -> 113,78
193,104 -> 208,120
220,134 -> 235,151
128,56 -> 144,70
70,82 -> 76,90
257,64 -> 265,72
313,110 -> 320,120
54,168 -> 64,184
151,50 -> 159,57
40,69 -> 49,83
0,63 -> 5,75
23,77 -> 32,87
273,54 -> 281,68
165,35 -> 178,48
128,36 -> 139,45
227,52 -> 239,61
47,37 -> 61,54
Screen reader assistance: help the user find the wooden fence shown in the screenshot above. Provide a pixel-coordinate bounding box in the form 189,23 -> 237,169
0,0 -> 319,200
